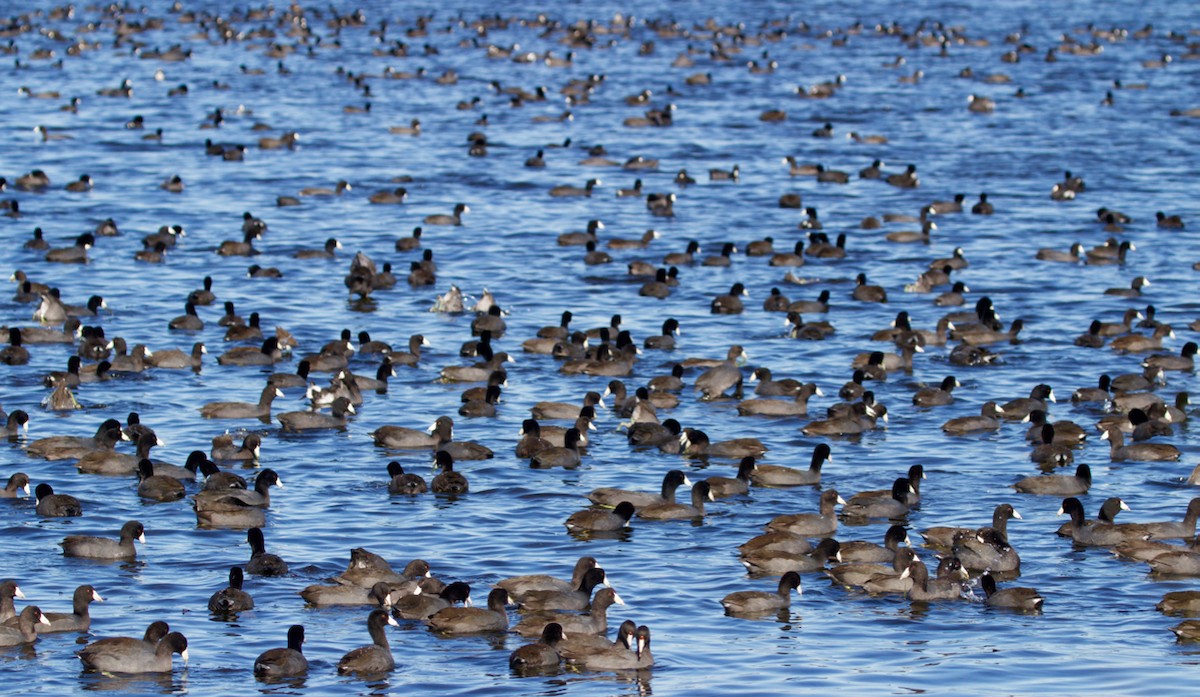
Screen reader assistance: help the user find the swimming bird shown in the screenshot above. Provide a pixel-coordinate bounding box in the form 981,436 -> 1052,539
208,567 -> 254,614
337,610 -> 399,675
721,572 -> 802,616
509,622 -> 565,670
61,520 -> 144,560
980,573 -> 1043,611
430,588 -> 510,634
254,625 -> 307,678
244,527 -> 288,576
766,490 -> 845,536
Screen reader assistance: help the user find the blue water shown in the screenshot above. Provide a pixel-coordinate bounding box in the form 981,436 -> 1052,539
1,0 -> 1199,694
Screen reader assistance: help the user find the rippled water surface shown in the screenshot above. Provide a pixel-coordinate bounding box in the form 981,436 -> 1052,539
2,0 -> 1200,695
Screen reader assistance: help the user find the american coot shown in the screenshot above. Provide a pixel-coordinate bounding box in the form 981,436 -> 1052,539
1025,410 -> 1087,445
497,556 -> 600,601
1144,342 -> 1199,372
626,418 -> 682,453
921,503 -> 1022,551
1110,323 -> 1172,353
61,520 -> 144,560
907,559 -> 968,602
350,361 -> 396,393
424,202 -> 469,225
955,528 -> 1021,574
839,525 -> 911,564
45,234 -> 94,263
1150,552 -> 1200,576
589,470 -> 691,509
827,547 -> 920,589
747,367 -> 805,396
79,631 -> 189,673
705,458 -> 753,496
217,337 -> 282,366
531,391 -> 604,421
2,411 -> 30,441
333,550 -> 428,589
852,273 -> 887,303
245,527 -> 288,576
393,581 -> 472,620
1013,463 -> 1091,495
429,588 -> 510,634
226,313 -> 266,342
34,483 -> 83,517
431,451 -> 469,494
750,445 -> 833,488
859,554 -> 912,592
278,397 -> 355,432
721,571 -> 802,615
643,319 -> 681,351
387,461 -> 428,494
1101,426 -> 1181,462
766,490 -> 845,537
254,624 -> 308,679
558,619 -> 635,666
517,568 -> 608,612
395,227 -> 423,251
146,341 -> 206,369
1110,498 -> 1200,541
981,573 -> 1043,612
21,585 -> 101,634
0,328 -> 29,365
847,465 -> 925,509
637,481 -> 713,520
514,587 -> 620,637
195,468 -> 281,512
390,334 -> 429,368
913,376 -> 960,407
509,622 -> 565,670
1,473 -> 29,498
168,301 -> 203,331
565,502 -> 635,533
0,581 -> 25,623
1056,497 -> 1132,547
372,415 -> 450,449
680,429 -> 766,460
0,606 -> 49,646
1170,620 -> 1200,642
564,624 -> 653,671
741,538 -> 842,576
530,428 -> 582,469
26,418 -> 125,460
711,282 -> 748,314
1157,591 -> 1200,616
211,433 -> 262,464
196,499 -> 265,530
941,402 -> 1005,434
137,459 -> 186,501
198,459 -> 249,493
515,419 -> 552,459
299,580 -> 394,608
208,567 -> 254,613
737,382 -> 822,416
354,331 -> 390,356
459,383 -> 502,417
200,384 -> 283,420
74,431 -> 155,475
551,178 -> 600,197
74,620 -> 169,664
1112,535 -> 1196,563
841,478 -> 915,520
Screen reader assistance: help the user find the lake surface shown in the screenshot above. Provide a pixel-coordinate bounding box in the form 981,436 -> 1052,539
1,0 -> 1199,694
